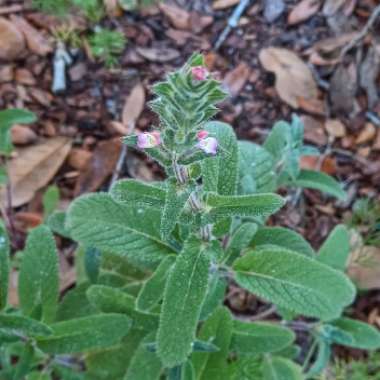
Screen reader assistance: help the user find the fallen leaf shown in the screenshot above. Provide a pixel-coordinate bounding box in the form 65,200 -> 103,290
0,65 -> 14,82
0,17 -> 25,60
301,115 -> 327,145
300,155 -> 337,174
28,88 -> 53,107
213,0 -> 240,10
374,131 -> 380,150
0,137 -> 71,207
223,62 -> 251,98
10,15 -> 52,56
296,96 -> 326,115
259,47 -> 318,108
159,3 -> 190,29
14,211 -> 43,232
68,148 -> 92,170
122,82 -> 145,131
11,125 -> 37,145
15,68 -> 36,85
136,46 -> 180,62
74,138 -> 122,196
103,0 -> 123,17
356,122 -> 376,144
288,0 -> 321,25
325,119 -> 346,138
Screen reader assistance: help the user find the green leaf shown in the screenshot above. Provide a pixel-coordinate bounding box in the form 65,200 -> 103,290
66,193 -> 176,269
191,307 -> 232,380
136,255 -> 176,312
317,225 -> 350,271
225,223 -> 258,265
0,165 -> 7,185
263,121 -> 291,163
205,193 -> 285,220
202,122 -> 239,196
0,109 -> 36,156
199,274 -> 227,321
230,320 -> 295,355
251,227 -> 315,257
18,225 -> 59,323
157,236 -> 211,368
161,179 -> 192,240
0,314 -> 52,337
238,141 -> 277,194
262,356 -> 304,380
86,285 -> 158,332
111,179 -> 166,208
85,247 -> 101,283
290,170 -> 346,200
0,220 -> 10,311
233,248 -> 355,320
42,185 -> 60,219
47,211 -> 71,239
37,314 -> 132,354
124,332 -> 162,380
330,318 -> 380,350
307,340 -> 331,377
228,357 -> 263,380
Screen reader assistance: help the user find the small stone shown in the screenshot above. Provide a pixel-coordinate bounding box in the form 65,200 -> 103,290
264,0 -> 285,23
0,17 -> 26,60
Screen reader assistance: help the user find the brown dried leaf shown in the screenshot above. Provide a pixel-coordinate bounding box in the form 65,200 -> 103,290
74,138 -> 122,196
356,122 -> 376,144
10,15 -> 52,56
301,115 -> 327,145
0,17 -> 25,60
11,125 -> 37,145
0,137 -> 72,207
136,46 -> 180,62
213,0 -> 240,10
122,82 -> 145,130
259,47 -> 318,108
325,119 -> 346,137
223,62 -> 251,98
287,0 -> 321,25
159,3 -> 190,30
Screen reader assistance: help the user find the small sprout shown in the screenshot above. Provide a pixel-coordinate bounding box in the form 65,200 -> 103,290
191,66 -> 209,81
197,137 -> 218,155
137,131 -> 161,149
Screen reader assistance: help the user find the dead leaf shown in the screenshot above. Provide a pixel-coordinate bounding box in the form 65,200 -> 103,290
223,62 -> 251,98
74,138 -> 122,196
296,97 -> 326,116
213,0 -> 240,10
14,211 -> 43,232
122,83 -> 145,131
159,3 -> 190,29
0,17 -> 25,60
360,44 -> 380,109
356,122 -> 376,144
287,0 -> 321,25
259,47 -> 318,108
10,15 -> 52,56
15,68 -> 36,85
300,155 -> 337,174
0,137 -> 71,207
325,119 -> 346,138
136,46 -> 180,62
28,88 -> 53,107
103,0 -> 123,17
11,125 -> 37,145
68,148 -> 92,170
301,115 -> 327,145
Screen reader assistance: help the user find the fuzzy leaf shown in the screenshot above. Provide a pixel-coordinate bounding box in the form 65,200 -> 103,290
233,248 -> 355,320
37,314 -> 132,354
191,307 -> 233,380
157,236 -> 211,368
307,340 -> 331,377
85,247 -> 101,283
0,220 -> 10,311
202,122 -> 239,196
230,320 -> 295,355
0,314 -> 52,338
199,274 -> 227,321
18,225 -> 59,323
161,179 -> 192,240
205,193 -> 285,220
251,226 -> 315,257
124,332 -> 162,380
66,193 -> 176,269
290,170 -> 346,200
47,211 -> 71,239
330,318 -> 380,350
317,225 -> 350,271
111,179 -> 166,208
225,223 -> 258,264
136,255 -> 176,312
262,356 -> 304,380
238,141 -> 277,194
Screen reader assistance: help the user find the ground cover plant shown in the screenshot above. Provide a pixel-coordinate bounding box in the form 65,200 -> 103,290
0,54 -> 380,379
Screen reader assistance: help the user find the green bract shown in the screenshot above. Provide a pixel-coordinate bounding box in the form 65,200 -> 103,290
0,54 -> 377,379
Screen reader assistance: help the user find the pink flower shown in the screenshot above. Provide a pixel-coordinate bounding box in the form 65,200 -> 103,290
137,131 -> 161,149
197,130 -> 209,140
197,137 -> 218,155
191,66 -> 209,81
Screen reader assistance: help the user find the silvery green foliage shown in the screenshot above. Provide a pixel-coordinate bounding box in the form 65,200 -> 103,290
1,55 -> 379,379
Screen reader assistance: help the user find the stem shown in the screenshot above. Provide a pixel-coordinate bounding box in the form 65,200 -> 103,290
302,338 -> 318,372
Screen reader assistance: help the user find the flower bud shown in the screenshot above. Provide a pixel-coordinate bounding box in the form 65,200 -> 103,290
197,137 -> 218,155
137,131 -> 161,149
197,130 -> 209,140
191,66 -> 209,81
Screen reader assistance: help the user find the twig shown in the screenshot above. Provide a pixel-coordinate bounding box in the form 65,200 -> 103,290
340,4 -> 380,60
214,0 -> 252,51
